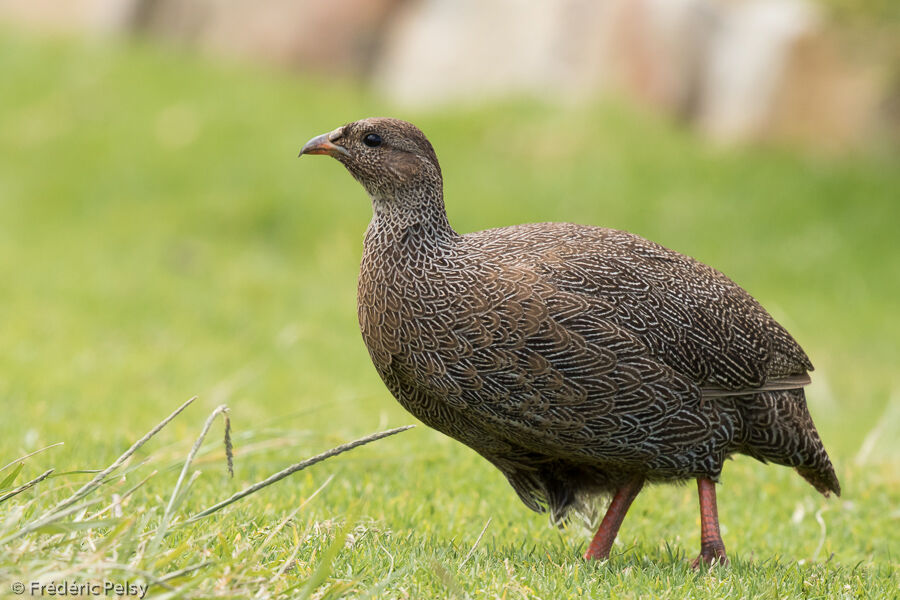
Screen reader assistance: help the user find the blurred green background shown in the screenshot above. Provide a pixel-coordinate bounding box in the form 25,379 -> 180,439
1,24 -> 898,598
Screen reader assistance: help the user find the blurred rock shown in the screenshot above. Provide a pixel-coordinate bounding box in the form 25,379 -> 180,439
374,0 -> 611,104
764,29 -> 882,151
129,0 -> 407,76
375,0 -> 887,149
687,0 -> 884,150
375,0 -> 725,112
600,0 -> 731,127
695,0 -> 824,143
0,0 -> 139,32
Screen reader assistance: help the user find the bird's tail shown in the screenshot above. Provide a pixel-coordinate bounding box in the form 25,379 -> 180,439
738,388 -> 841,497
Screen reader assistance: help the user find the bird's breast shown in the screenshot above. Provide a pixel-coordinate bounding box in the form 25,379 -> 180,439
357,243 -> 492,385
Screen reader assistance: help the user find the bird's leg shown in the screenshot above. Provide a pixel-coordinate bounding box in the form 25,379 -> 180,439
691,477 -> 729,568
583,476 -> 644,560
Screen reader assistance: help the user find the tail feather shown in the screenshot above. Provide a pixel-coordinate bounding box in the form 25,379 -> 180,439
739,388 -> 840,496
797,464 -> 841,497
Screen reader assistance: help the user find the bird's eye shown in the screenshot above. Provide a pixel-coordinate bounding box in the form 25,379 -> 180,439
363,133 -> 382,148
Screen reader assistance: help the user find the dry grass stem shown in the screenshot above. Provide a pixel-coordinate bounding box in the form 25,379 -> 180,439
0,469 -> 55,504
185,425 -> 414,524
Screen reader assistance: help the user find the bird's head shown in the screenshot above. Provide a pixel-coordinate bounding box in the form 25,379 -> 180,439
299,118 -> 443,204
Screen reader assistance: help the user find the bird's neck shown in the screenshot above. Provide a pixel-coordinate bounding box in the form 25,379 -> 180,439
367,187 -> 458,246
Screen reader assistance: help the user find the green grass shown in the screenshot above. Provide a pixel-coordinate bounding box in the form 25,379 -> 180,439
1,30 -> 898,598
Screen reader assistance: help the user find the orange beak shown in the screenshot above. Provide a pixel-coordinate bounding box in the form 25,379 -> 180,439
298,131 -> 349,158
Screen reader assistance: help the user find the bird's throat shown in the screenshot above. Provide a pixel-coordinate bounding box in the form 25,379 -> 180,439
368,189 -> 457,244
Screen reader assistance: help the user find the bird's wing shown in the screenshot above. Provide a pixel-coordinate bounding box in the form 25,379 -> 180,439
468,223 -> 813,393
536,225 -> 813,391
700,374 -> 811,398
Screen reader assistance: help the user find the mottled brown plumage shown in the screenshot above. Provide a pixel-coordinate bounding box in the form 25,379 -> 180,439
299,117 -> 840,565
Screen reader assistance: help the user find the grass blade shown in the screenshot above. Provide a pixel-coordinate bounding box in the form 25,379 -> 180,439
0,442 -> 64,473
183,425 -> 413,524
0,468 -> 54,504
150,404 -> 230,552
0,463 -> 24,490
0,397 -> 196,546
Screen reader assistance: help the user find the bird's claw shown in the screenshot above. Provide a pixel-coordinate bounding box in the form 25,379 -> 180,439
690,544 -> 729,569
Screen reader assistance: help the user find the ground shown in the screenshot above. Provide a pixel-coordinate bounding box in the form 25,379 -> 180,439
0,30 -> 897,599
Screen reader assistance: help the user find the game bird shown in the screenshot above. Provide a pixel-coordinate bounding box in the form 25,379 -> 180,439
299,117 -> 839,566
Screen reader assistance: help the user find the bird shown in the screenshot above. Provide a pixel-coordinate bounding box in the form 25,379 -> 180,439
299,117 -> 840,567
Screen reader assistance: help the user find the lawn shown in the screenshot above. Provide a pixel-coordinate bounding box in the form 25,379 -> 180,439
0,30 -> 897,598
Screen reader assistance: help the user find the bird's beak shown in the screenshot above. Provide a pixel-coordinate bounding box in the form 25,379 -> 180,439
298,130 -> 350,158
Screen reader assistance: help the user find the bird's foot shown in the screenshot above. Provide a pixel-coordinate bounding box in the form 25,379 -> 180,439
583,547 -> 610,561
690,542 -> 729,569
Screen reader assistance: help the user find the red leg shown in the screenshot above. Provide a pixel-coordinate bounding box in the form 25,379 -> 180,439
691,477 -> 729,568
584,476 -> 644,560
